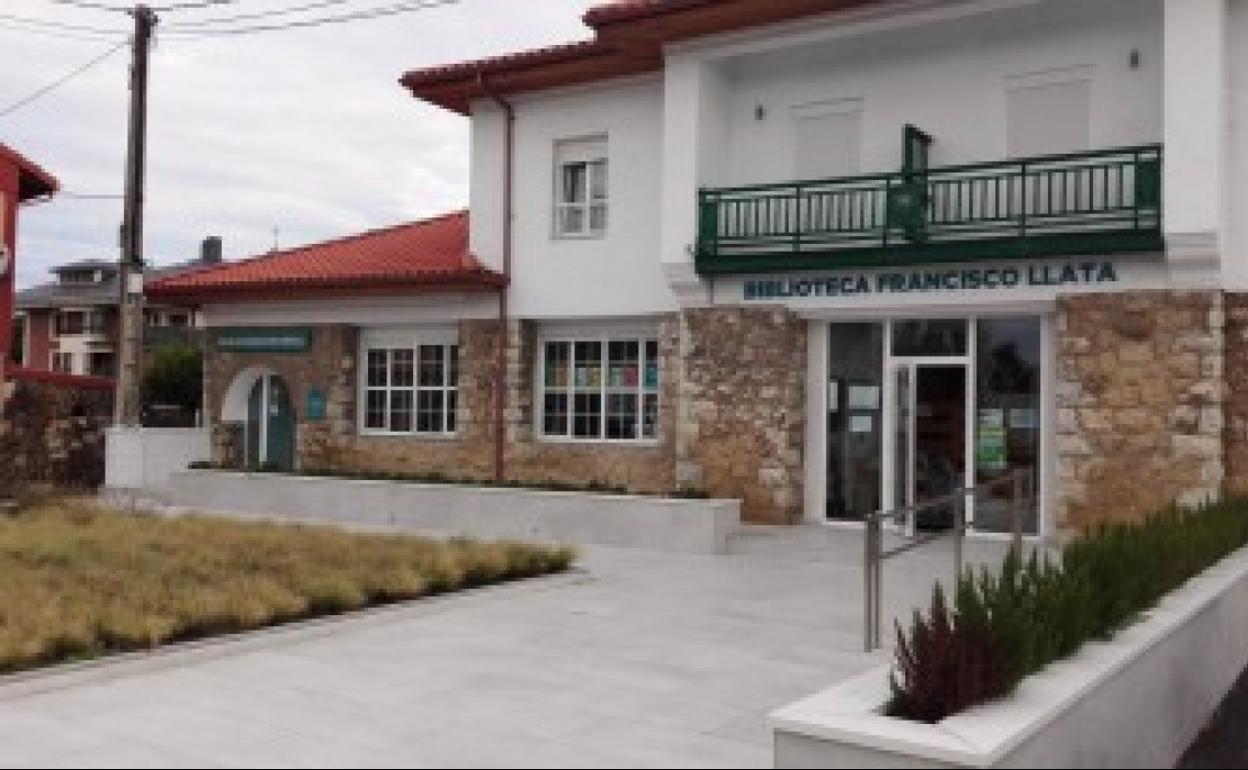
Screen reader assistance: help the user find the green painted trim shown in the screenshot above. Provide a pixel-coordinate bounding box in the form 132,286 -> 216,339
695,231 -> 1166,276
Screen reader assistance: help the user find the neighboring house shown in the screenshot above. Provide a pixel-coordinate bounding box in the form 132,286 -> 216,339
151,0 -> 1248,535
13,238 -> 221,377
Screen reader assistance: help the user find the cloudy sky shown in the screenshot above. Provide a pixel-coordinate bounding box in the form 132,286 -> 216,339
2,0 -> 598,289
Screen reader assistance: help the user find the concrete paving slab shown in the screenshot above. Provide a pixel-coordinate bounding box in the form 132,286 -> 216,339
0,525 -> 1011,768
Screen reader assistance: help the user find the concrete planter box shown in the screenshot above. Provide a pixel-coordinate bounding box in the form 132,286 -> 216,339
771,545 -> 1248,768
160,470 -> 740,554
105,428 -> 211,493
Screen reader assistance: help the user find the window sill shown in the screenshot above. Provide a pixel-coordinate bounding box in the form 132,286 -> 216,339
534,435 -> 663,449
358,431 -> 460,441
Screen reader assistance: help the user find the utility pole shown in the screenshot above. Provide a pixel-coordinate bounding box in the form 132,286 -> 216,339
115,4 -> 157,426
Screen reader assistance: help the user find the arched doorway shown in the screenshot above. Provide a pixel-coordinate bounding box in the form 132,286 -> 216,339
222,367 -> 295,471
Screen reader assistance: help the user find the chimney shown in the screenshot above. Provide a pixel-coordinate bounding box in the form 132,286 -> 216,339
200,236 -> 222,264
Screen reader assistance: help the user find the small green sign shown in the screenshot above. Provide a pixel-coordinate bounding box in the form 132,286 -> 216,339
976,409 -> 1007,471
216,327 -> 312,353
306,388 -> 326,421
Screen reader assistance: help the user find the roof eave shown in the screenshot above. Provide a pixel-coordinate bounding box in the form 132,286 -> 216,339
148,273 -> 507,305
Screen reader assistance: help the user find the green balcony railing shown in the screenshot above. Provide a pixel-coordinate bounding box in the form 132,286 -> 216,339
695,144 -> 1163,274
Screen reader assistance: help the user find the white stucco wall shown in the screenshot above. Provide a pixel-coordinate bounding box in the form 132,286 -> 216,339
1223,0 -> 1248,288
717,0 -> 1161,186
469,77 -> 678,319
201,294 -> 498,328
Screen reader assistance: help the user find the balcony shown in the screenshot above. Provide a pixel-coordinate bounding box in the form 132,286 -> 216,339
695,144 -> 1163,275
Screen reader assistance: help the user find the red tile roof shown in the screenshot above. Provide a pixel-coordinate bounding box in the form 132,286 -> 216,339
0,144 -> 59,202
402,0 -> 880,114
147,211 -> 504,303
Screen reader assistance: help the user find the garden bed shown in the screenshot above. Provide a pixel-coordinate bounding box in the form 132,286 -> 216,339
771,499 -> 1248,768
0,498 -> 575,675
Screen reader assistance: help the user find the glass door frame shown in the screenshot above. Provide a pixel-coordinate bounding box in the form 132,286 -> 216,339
881,318 -> 976,536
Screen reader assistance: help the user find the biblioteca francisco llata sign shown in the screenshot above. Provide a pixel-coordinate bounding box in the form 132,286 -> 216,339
743,259 -> 1120,301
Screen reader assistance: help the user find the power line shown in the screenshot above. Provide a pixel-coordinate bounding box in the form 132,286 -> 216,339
58,191 -> 126,200
38,0 -> 132,13
0,22 -> 125,43
41,0 -> 240,12
0,12 -> 128,36
152,0 -> 243,10
0,40 -> 127,120
164,0 -> 457,37
166,0 -> 352,28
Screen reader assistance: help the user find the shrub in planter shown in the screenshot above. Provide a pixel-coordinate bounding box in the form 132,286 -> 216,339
890,497 -> 1248,723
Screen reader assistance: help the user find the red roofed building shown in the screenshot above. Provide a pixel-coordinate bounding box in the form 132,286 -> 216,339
164,0 -> 1248,534
147,211 -> 506,473
1,144 -> 59,387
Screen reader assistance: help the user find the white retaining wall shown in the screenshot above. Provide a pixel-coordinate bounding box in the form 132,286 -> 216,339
770,544 -> 1248,768
104,428 -> 211,493
160,471 -> 740,554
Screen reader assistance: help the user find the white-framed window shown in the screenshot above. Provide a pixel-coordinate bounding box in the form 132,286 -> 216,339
540,335 -> 660,441
361,338 -> 458,436
52,351 -> 74,373
554,136 -> 608,238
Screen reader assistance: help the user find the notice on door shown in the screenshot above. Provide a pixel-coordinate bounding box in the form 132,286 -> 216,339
977,409 -> 1007,471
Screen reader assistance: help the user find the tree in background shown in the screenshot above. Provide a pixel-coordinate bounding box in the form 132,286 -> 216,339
141,343 -> 202,426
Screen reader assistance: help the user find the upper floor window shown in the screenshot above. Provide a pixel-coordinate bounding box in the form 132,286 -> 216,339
554,136 -> 607,238
1006,68 -> 1091,157
52,352 -> 73,373
55,309 -> 106,337
792,99 -> 862,179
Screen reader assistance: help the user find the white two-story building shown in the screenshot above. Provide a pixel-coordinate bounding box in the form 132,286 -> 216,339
151,0 -> 1248,535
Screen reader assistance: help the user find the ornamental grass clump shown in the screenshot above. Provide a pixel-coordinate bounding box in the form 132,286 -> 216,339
889,496 -> 1248,723
0,498 -> 577,674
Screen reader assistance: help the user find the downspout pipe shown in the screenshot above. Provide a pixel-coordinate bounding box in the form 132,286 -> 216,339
479,72 -> 514,483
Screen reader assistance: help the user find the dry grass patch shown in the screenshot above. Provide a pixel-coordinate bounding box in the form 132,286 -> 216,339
0,498 -> 577,673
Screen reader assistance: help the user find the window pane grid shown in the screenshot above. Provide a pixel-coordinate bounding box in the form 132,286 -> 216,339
555,142 -> 607,237
541,336 -> 659,441
362,342 -> 457,435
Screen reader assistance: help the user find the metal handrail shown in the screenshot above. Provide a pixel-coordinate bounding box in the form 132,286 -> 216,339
864,467 -> 1034,652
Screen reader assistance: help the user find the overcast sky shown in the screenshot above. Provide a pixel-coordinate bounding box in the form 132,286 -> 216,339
2,0 -> 598,289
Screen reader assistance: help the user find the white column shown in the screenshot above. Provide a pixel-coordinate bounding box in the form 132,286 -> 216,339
803,321 -> 828,522
660,56 -> 727,303
1163,0 -> 1227,269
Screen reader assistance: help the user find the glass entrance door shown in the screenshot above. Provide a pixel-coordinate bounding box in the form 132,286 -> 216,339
892,362 -> 968,533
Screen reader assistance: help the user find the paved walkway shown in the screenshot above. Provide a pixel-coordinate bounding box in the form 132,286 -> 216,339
0,526 -> 1009,769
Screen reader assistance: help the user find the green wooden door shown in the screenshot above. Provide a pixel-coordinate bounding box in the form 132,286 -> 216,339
265,376 -> 295,472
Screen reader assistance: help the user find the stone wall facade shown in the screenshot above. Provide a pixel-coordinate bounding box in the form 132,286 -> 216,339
1224,294 -> 1248,496
677,307 -> 806,525
0,376 -> 113,495
1056,291 -> 1225,529
204,316 -> 681,495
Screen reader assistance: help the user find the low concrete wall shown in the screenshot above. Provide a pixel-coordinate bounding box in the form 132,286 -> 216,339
105,428 -> 211,493
771,544 -> 1248,768
160,470 -> 741,554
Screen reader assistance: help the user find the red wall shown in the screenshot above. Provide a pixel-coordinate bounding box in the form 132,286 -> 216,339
24,309 -> 53,370
0,161 -> 18,377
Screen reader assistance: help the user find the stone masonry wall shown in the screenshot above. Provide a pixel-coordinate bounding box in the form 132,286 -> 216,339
502,317 -> 679,494
0,377 -> 113,495
304,320 -> 499,480
1056,291 -> 1224,529
205,318 -> 679,494
678,307 -> 806,524
1224,294 -> 1248,495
